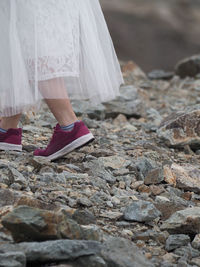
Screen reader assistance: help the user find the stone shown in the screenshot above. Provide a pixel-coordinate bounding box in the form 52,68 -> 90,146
37,172 -> 66,185
149,185 -> 165,196
123,200 -> 161,222
170,163 -> 200,194
175,55 -> 200,78
165,234 -> 190,251
146,108 -> 163,126
101,237 -> 154,267
77,198 -> 92,207
190,257 -> 200,267
135,157 -> 156,180
111,196 -> 120,205
81,225 -> 101,241
161,207 -> 200,234
144,168 -> 164,185
113,114 -> 128,124
162,252 -> 179,264
157,105 -> 200,149
0,240 -> 102,262
173,245 -> 200,259
1,205 -> 99,242
103,86 -> 147,119
155,196 -> 170,203
99,211 -> 123,220
82,117 -> 100,129
16,196 -> 57,211
72,210 -> 96,225
163,165 -> 176,186
192,234 -> 200,250
132,230 -> 169,245
72,100 -> 106,120
0,251 -> 26,267
83,160 -> 116,184
8,167 -> 28,188
0,188 -> 20,207
148,70 -> 174,80
73,255 -> 107,267
0,231 -> 13,242
121,61 -> 147,82
30,157 -> 52,172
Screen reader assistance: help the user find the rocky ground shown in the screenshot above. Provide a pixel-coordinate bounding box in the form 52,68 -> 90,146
1,56 -> 200,266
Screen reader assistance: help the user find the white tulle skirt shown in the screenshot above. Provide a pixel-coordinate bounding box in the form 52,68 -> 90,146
0,0 -> 124,117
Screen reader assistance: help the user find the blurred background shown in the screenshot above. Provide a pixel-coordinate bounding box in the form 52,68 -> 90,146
100,0 -> 200,72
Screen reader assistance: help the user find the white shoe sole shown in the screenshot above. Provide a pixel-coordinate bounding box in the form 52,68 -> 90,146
0,142 -> 22,151
44,133 -> 94,161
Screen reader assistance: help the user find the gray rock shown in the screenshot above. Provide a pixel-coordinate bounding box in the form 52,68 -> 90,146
190,257 -> 200,267
101,237 -> 154,267
148,70 -> 174,80
157,105 -> 200,148
63,171 -> 89,180
82,117 -> 100,129
170,163 -> 200,194
146,108 -> 163,126
135,157 -> 156,180
37,172 -> 66,184
165,234 -> 190,251
8,167 -> 28,188
30,157 -> 53,172
0,188 -> 20,207
2,205 -> 100,242
77,198 -> 93,207
192,234 -> 200,250
73,255 -> 107,267
175,55 -> 200,78
0,240 -> 102,262
123,200 -> 161,222
161,207 -> 200,234
72,210 -> 96,225
144,168 -> 164,185
23,125 -> 47,133
83,160 -> 116,184
160,263 -> 177,267
0,252 -> 26,267
174,245 -> 200,259
90,192 -> 110,206
72,100 -> 106,120
1,205 -> 47,242
132,229 -> 169,245
103,86 -> 146,119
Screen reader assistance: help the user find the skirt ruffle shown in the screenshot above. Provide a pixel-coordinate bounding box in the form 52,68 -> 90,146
0,0 -> 124,117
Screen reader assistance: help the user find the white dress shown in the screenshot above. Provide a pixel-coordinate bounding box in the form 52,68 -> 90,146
0,0 -> 124,117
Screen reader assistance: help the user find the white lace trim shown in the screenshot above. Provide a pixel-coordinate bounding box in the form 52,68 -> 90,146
17,0 -> 80,81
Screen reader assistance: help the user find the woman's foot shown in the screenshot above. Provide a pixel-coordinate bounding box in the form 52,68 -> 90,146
0,127 -> 22,151
33,120 -> 94,161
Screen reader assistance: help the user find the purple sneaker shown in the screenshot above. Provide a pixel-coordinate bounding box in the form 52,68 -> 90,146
0,128 -> 22,151
34,120 -> 95,161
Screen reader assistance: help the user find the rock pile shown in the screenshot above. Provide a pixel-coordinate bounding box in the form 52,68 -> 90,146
0,55 -> 200,266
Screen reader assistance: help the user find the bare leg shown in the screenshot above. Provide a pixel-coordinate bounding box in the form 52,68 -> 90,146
39,78 -> 78,126
45,99 -> 78,126
0,114 -> 22,130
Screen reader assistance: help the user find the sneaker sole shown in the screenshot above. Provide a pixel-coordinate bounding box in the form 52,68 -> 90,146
0,143 -> 22,152
46,133 -> 95,161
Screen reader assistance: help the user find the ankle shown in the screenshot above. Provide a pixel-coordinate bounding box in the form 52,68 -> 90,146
59,118 -> 79,127
0,121 -> 19,130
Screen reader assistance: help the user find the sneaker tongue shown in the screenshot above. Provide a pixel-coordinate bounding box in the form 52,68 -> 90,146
55,123 -> 61,130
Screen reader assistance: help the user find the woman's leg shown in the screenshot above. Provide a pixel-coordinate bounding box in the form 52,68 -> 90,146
39,77 -> 78,126
0,114 -> 22,130
45,98 -> 78,127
